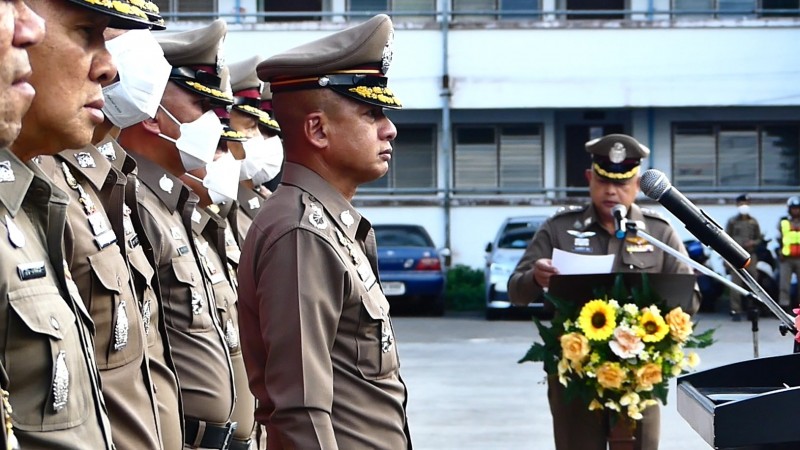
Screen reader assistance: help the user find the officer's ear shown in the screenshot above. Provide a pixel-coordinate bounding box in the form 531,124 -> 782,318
584,169 -> 593,183
304,111 -> 327,150
140,117 -> 162,136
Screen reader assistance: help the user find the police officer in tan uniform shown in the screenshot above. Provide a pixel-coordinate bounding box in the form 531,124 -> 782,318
7,0 -> 158,447
116,20 -> 237,450
180,127 -> 257,450
0,5 -> 42,449
96,24 -> 186,450
238,14 -> 411,449
778,196 -> 800,309
227,56 -> 283,245
508,134 -> 699,450
724,193 -> 761,320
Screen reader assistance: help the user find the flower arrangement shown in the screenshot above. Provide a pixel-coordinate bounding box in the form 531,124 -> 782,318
519,274 -> 715,423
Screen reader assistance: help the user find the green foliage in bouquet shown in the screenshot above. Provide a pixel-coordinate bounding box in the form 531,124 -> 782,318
519,273 -> 715,421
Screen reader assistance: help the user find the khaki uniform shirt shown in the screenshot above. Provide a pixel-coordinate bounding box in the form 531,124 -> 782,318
194,206 -> 255,443
235,186 -> 267,246
508,203 -> 700,314
41,145 -> 161,450
725,213 -> 761,254
0,148 -> 112,449
104,139 -> 184,450
134,155 -> 235,426
238,162 -> 411,450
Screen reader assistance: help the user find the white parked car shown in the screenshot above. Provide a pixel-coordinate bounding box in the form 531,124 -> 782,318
484,216 -> 548,320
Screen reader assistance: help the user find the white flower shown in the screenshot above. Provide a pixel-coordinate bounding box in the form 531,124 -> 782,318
622,303 -> 639,316
609,326 -> 645,359
620,391 -> 640,406
605,400 -> 621,412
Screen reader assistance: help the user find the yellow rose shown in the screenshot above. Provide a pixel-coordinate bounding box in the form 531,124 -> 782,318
560,332 -> 590,364
665,307 -> 693,342
596,362 -> 626,389
635,363 -> 663,391
687,352 -> 701,368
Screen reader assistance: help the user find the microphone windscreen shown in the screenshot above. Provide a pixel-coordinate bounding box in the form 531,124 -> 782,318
640,169 -> 671,200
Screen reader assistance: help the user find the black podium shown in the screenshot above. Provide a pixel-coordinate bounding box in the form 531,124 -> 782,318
678,353 -> 800,449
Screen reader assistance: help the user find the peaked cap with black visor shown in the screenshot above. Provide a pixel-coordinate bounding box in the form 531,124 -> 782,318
67,0 -> 152,29
585,134 -> 650,182
156,19 -> 234,106
256,14 -> 402,110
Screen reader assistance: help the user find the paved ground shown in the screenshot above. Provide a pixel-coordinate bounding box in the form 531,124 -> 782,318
393,311 -> 797,450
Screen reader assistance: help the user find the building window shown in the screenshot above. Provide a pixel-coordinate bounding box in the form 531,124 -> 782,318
262,0 -> 323,21
672,123 -> 800,188
363,125 -> 437,190
454,124 -> 543,190
672,0 -> 757,19
564,0 -> 625,20
349,0 -> 437,21
153,0 -> 217,20
452,0 -> 541,21
761,0 -> 800,17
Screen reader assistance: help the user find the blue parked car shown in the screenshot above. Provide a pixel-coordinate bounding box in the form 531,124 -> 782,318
373,224 -> 448,316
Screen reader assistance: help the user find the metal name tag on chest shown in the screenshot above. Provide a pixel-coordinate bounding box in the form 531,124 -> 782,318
567,230 -> 595,253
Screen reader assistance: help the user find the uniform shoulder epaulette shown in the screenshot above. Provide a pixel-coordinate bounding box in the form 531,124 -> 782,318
552,205 -> 584,217
640,207 -> 669,223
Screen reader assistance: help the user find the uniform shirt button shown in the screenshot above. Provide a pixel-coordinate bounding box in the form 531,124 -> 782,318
629,264 -> 635,269
50,316 -> 60,330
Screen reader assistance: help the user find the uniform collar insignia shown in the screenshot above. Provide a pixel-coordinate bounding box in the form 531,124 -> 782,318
340,210 -> 354,228
159,174 -> 173,194
74,151 -> 96,168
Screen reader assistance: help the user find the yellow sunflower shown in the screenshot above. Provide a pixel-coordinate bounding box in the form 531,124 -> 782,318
637,308 -> 669,343
577,299 -> 617,341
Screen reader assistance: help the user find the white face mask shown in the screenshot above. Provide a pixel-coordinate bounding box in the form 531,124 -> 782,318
158,107 -> 223,172
102,30 -> 171,129
204,152 -> 242,204
240,136 -> 284,185
738,204 -> 750,216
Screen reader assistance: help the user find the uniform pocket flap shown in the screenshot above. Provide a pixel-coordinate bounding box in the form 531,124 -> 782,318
171,257 -> 198,286
127,249 -> 155,283
361,294 -> 384,321
8,285 -> 75,340
87,249 -> 124,294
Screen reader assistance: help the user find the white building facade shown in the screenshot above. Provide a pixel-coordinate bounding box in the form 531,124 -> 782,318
158,0 -> 800,269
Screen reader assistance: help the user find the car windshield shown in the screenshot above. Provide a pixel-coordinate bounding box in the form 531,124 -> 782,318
374,227 -> 433,247
498,228 -> 536,249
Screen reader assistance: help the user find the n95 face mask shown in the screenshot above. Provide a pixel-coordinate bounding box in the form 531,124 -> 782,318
240,136 -> 284,185
158,108 -> 223,172
203,152 -> 242,204
102,30 -> 171,129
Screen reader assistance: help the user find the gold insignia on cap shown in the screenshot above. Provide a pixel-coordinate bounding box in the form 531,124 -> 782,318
185,81 -> 233,102
609,142 -> 626,164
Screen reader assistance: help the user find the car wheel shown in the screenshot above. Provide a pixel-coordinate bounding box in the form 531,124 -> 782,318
485,307 -> 505,321
426,295 -> 445,317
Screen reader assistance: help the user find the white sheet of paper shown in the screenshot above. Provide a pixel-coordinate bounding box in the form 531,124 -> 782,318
551,248 -> 615,275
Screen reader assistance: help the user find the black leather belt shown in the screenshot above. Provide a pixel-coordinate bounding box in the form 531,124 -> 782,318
185,419 -> 238,450
228,438 -> 252,450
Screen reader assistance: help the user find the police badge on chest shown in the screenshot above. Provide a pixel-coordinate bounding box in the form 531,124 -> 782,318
567,230 -> 595,253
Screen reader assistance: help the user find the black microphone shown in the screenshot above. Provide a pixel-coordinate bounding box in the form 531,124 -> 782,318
611,204 -> 627,239
640,169 -> 751,269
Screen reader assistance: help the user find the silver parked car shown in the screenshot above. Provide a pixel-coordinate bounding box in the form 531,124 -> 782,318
484,215 -> 548,320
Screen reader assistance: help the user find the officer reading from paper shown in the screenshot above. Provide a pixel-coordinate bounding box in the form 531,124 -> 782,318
238,14 -> 411,450
508,133 -> 699,450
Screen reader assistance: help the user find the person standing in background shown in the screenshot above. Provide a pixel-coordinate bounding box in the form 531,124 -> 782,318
724,193 -> 761,321
778,196 -> 800,310
508,134 -> 699,450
